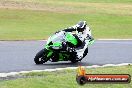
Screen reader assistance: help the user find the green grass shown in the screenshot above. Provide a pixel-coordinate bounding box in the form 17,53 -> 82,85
0,65 -> 132,88
0,0 -> 132,40
9,0 -> 132,3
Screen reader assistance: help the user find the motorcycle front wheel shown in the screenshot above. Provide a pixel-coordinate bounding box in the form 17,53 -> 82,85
34,49 -> 47,64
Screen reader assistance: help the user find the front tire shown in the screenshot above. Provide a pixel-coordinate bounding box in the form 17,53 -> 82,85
34,49 -> 47,64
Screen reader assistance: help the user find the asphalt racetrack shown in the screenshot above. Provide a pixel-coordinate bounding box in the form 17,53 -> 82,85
0,40 -> 132,73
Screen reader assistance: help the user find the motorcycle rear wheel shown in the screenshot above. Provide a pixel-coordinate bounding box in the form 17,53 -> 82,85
71,48 -> 88,63
71,60 -> 78,63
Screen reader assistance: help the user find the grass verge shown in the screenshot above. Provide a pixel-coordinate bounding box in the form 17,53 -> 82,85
0,0 -> 132,40
0,65 -> 132,88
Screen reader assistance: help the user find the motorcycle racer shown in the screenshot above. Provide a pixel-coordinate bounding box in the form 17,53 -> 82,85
34,21 -> 95,64
62,21 -> 94,60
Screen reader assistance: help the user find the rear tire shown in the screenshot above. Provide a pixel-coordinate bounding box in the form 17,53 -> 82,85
70,52 -> 79,63
71,60 -> 78,63
83,48 -> 88,58
34,49 -> 47,64
71,47 -> 88,63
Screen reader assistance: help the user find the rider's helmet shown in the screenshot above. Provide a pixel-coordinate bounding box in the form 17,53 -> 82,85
76,21 -> 87,33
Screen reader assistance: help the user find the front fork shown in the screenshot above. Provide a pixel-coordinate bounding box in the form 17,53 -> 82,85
46,49 -> 60,62
47,50 -> 53,58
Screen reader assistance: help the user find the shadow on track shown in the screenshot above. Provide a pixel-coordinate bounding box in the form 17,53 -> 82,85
35,61 -> 95,67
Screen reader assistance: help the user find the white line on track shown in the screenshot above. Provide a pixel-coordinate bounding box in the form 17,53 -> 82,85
0,63 -> 131,77
38,39 -> 132,41
97,39 -> 132,40
0,39 -> 132,42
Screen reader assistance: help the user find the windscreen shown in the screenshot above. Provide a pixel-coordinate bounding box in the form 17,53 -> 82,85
51,31 -> 65,43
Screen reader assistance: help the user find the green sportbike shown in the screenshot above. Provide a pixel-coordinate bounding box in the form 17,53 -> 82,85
34,31 -> 94,64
